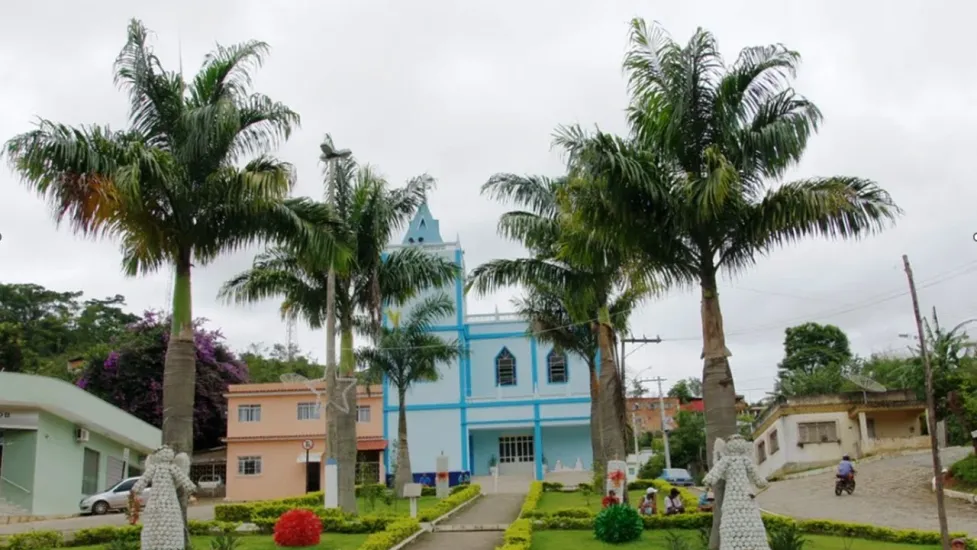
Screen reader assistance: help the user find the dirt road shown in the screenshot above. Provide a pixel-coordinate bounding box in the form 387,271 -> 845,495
756,448 -> 976,536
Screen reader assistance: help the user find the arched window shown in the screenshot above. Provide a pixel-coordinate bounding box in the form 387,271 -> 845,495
547,350 -> 568,383
495,348 -> 517,386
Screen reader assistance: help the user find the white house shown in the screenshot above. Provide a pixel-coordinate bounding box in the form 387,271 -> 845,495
750,390 -> 929,479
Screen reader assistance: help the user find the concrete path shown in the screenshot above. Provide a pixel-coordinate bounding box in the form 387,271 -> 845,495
757,447 -> 977,536
407,493 -> 525,550
0,505 -> 216,536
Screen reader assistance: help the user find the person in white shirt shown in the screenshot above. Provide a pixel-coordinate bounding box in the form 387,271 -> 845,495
665,488 -> 685,515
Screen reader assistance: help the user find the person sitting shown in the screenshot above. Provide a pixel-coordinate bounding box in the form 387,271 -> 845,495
951,538 -> 966,550
697,489 -> 714,512
665,488 -> 685,515
639,487 -> 658,515
601,489 -> 620,508
837,454 -> 855,479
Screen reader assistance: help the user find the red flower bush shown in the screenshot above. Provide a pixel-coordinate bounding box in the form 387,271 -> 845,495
273,509 -> 322,547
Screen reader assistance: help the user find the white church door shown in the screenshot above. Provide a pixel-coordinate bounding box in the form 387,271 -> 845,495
498,435 -> 535,476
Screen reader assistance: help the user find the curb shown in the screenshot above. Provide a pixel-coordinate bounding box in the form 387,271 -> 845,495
391,491 -> 483,550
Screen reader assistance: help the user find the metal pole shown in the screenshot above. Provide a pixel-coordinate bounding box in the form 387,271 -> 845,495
632,413 -> 640,453
903,254 -> 950,550
656,377 -> 672,469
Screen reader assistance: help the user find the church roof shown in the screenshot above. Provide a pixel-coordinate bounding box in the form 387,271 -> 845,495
402,201 -> 444,245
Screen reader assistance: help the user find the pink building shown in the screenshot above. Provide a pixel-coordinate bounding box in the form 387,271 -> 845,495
223,382 -> 385,502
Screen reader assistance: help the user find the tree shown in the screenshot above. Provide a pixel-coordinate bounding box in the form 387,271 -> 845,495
357,295 -> 462,496
668,379 -> 696,403
466,173 -> 648,488
77,311 -> 248,450
668,411 -> 707,474
221,150 -> 457,510
4,18 -> 341,519
775,323 -> 855,397
239,343 -> 323,384
629,378 -> 649,398
553,20 -> 900,548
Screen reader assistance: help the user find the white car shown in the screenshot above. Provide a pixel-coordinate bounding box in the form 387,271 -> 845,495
79,477 -> 150,515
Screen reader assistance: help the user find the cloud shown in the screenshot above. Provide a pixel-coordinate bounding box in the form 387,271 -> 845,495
2,0 -> 974,402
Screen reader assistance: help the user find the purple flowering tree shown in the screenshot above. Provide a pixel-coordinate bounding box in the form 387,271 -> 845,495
77,311 -> 249,450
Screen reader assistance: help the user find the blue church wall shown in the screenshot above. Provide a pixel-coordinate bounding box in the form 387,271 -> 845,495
538,402 -> 590,419
466,405 -> 534,423
541,425 -> 592,471
384,409 -> 462,473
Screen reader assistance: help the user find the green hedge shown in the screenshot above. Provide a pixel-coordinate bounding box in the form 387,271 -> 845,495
498,518 -> 532,550
0,520 -> 241,549
530,510 -> 976,548
417,483 -> 481,522
520,481 -> 543,517
359,518 -> 420,550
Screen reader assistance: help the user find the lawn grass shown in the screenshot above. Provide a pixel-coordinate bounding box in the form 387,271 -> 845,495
537,490 -> 668,513
532,529 -> 944,549
70,534 -> 369,550
353,495 -> 439,515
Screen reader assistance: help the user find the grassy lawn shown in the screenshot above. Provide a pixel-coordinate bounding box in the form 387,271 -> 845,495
354,495 -> 439,515
532,530 -> 945,550
537,490 -> 667,513
70,534 -> 369,550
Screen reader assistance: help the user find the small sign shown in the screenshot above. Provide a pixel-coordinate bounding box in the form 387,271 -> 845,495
302,439 -> 315,450
402,483 -> 423,498
971,429 -> 977,439
123,448 -> 130,462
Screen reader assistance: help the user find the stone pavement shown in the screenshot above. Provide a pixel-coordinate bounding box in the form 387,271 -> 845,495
406,493 -> 525,550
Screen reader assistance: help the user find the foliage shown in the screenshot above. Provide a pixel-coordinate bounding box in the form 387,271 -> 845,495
666,411 -> 707,474
667,378 -> 701,403
76,311 -> 248,449
776,323 -> 857,397
501,518 -> 534,550
521,481 -> 544,517
208,530 -> 242,550
416,483 -> 481,522
768,520 -> 809,550
639,454 -> 665,479
0,283 -> 138,377
359,518 -> 421,550
239,343 -> 323,384
593,504 -> 643,543
949,454 -> 977,487
661,530 -> 694,550
5,530 -> 64,550
103,539 -> 140,550
272,509 -> 322,547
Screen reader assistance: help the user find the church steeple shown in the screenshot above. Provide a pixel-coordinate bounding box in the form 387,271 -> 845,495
402,201 -> 443,245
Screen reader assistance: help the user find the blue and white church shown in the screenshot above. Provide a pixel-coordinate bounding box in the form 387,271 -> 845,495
381,202 -> 594,484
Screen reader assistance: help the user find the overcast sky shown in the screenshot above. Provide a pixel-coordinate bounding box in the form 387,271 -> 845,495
1,1 -> 975,403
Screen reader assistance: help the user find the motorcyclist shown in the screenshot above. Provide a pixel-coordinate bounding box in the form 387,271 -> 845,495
837,454 -> 855,480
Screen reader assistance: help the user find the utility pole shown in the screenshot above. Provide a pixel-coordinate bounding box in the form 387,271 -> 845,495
903,254 -> 951,550
621,336 -> 663,455
638,376 -> 672,470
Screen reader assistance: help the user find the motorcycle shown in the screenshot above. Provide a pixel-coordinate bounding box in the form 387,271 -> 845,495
834,474 -> 855,496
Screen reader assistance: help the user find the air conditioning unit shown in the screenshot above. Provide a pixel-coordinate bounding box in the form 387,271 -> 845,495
75,428 -> 90,442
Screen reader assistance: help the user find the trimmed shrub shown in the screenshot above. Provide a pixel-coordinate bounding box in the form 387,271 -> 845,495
520,481 -> 543,517
499,518 -> 533,550
272,509 -> 322,547
594,504 -> 643,544
417,483 -> 481,522
6,531 -> 64,550
359,518 -> 420,550
541,481 -> 564,492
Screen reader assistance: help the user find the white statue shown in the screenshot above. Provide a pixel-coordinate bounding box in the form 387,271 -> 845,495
702,436 -> 770,550
131,445 -> 196,550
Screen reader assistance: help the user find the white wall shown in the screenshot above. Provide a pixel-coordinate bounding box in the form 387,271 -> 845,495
755,412 -> 860,478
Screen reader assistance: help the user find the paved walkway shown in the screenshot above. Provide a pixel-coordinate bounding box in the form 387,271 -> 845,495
757,447 -> 977,536
408,493 -> 525,550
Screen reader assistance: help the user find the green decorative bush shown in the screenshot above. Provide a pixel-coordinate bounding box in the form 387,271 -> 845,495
359,518 -> 420,550
950,453 -> 977,486
593,505 -> 643,544
768,521 -> 808,550
499,518 -> 533,550
520,481 -> 543,517
416,483 -> 481,522
6,530 -> 64,550
541,481 -> 564,492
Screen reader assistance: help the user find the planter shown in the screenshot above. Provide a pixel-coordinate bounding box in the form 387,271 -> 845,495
489,466 -> 499,476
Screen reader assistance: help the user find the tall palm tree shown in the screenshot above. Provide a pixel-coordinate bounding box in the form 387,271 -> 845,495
357,294 -> 462,496
466,173 -> 648,487
221,158 -> 457,510
511,283 -> 639,473
4,19 -> 341,530
555,19 -> 900,547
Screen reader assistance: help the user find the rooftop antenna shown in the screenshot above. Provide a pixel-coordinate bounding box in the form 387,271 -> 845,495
845,373 -> 887,404
286,317 -> 296,361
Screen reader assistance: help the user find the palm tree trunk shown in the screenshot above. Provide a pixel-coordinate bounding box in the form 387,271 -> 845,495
595,307 -> 628,503
336,324 -> 358,512
588,358 -> 605,470
699,268 -> 738,550
161,252 -> 195,547
395,388 -> 412,497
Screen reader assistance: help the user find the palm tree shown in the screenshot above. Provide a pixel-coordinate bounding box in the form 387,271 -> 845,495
221,156 -> 457,510
466,173 -> 648,487
357,294 -> 462,496
555,19 -> 900,547
3,19 -> 340,529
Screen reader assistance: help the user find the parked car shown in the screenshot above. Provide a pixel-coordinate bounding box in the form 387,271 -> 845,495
658,468 -> 695,487
197,474 -> 223,491
79,477 -> 150,515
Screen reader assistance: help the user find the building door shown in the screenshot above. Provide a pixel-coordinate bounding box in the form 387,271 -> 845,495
498,435 -> 535,476
866,418 -> 876,439
82,448 -> 100,496
305,462 -> 320,493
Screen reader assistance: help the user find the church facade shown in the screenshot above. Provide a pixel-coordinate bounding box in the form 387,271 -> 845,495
381,203 -> 593,482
